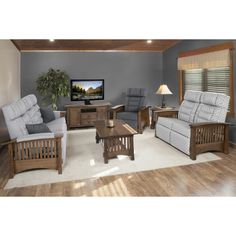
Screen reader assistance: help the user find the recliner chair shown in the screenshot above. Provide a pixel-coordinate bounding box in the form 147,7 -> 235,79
111,88 -> 150,133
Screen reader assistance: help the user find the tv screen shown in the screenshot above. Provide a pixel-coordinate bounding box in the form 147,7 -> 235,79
71,79 -> 104,102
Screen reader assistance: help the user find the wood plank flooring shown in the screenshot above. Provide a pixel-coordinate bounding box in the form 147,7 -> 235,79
0,147 -> 236,196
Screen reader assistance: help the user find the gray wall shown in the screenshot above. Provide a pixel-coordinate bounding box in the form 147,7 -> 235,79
21,52 -> 163,110
163,40 -> 236,142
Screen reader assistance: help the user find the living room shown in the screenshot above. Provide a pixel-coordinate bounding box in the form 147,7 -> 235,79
1,38 -> 235,192
1,1 -> 236,235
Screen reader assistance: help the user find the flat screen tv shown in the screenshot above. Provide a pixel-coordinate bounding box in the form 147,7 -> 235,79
71,79 -> 104,105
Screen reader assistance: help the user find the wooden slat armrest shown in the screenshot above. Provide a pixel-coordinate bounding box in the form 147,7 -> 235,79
190,122 -> 229,128
55,133 -> 63,139
111,104 -> 125,112
0,139 -> 16,146
60,111 -> 66,117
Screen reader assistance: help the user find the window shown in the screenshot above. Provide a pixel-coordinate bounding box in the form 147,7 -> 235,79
178,42 -> 234,115
183,67 -> 230,95
182,67 -> 231,111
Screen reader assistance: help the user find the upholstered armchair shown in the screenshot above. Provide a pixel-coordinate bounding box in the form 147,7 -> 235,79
111,88 -> 150,133
155,90 -> 230,160
2,94 -> 67,178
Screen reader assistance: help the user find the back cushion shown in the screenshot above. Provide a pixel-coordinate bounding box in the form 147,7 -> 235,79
194,92 -> 230,123
125,96 -> 145,112
2,94 -> 43,139
125,88 -> 146,112
178,90 -> 202,123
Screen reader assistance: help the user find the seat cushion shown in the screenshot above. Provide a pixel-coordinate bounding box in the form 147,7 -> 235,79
117,111 -> 137,121
171,119 -> 190,138
157,117 -> 179,129
46,117 -> 67,133
156,123 -> 171,143
170,131 -> 190,155
157,117 -> 190,138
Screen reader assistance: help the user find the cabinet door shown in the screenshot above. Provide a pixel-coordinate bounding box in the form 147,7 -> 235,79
69,108 -> 80,127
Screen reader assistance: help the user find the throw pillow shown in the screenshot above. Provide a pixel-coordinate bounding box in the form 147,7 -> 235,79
40,106 -> 55,123
26,123 -> 51,134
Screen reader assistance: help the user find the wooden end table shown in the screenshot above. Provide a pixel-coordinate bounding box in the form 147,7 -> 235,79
94,120 -> 138,164
150,106 -> 176,129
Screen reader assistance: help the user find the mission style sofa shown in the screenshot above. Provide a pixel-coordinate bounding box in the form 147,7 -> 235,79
155,90 -> 230,160
2,94 -> 67,177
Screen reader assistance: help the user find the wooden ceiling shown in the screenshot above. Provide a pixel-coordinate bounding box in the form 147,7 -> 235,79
11,40 -> 180,52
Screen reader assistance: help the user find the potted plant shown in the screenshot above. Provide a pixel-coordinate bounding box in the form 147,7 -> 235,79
36,68 -> 70,110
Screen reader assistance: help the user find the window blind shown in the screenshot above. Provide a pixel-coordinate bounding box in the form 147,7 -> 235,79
184,69 -> 204,92
206,67 -> 230,95
183,67 -> 231,110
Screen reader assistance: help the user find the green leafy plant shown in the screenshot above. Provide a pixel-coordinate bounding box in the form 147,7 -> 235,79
36,68 -> 70,110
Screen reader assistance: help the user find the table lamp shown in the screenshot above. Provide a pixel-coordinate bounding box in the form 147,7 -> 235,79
156,84 -> 173,108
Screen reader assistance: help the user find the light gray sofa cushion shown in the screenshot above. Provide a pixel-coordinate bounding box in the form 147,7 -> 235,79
2,94 -> 43,139
194,92 -> 230,123
158,117 -> 178,129
170,131 -> 190,155
157,117 -> 190,138
171,120 -> 191,138
178,90 -> 202,123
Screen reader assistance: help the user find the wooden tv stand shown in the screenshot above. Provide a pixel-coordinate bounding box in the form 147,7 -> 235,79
65,103 -> 111,129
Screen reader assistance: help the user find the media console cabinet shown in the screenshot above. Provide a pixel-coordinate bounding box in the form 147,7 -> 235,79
65,103 -> 111,129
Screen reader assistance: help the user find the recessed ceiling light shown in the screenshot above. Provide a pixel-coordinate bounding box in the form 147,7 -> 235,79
49,39 -> 55,42
147,40 -> 152,44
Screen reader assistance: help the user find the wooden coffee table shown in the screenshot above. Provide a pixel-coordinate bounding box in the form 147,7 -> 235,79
94,120 -> 138,163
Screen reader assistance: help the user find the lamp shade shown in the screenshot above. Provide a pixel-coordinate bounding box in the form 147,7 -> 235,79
156,84 -> 172,95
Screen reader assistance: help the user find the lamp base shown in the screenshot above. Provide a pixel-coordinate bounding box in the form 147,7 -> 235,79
161,103 -> 166,108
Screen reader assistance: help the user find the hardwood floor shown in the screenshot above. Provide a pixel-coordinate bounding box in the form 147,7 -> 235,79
0,147 -> 236,196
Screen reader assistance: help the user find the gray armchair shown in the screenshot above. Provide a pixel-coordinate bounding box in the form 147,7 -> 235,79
111,88 -> 150,133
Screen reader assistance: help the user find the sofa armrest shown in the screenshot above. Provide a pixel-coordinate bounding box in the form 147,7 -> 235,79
138,106 -> 151,112
190,122 -> 229,146
111,105 -> 125,119
111,104 -> 125,112
189,122 -> 229,128
16,133 -> 55,143
53,111 -> 66,119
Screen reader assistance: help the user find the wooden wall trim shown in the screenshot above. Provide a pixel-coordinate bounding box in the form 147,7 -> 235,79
229,49 -> 235,116
10,40 -> 20,51
179,42 -> 234,58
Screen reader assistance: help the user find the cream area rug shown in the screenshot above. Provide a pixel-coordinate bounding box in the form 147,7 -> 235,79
5,128 -> 220,189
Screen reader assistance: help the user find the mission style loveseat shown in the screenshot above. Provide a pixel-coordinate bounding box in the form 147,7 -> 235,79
2,94 -> 67,177
155,90 -> 230,160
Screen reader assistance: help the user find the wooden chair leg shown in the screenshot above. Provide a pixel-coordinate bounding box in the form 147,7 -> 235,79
190,151 -> 196,161
8,143 -> 15,178
224,125 -> 229,154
